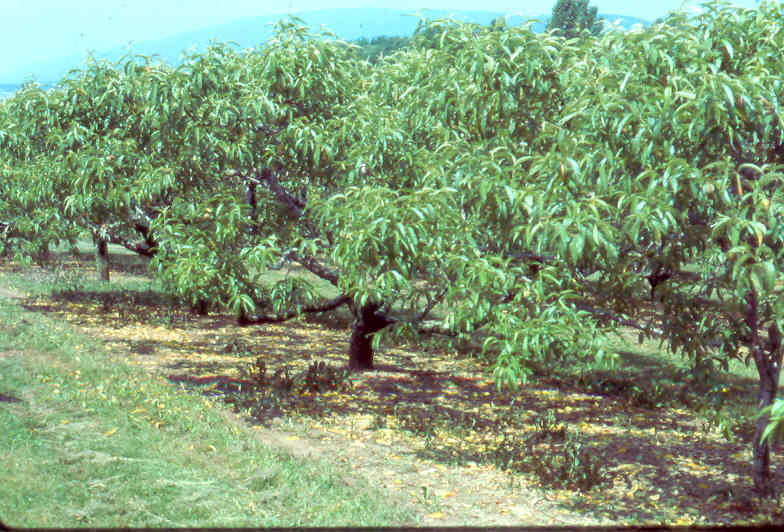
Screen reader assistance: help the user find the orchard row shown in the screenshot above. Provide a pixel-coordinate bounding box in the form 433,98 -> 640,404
1,1 -> 783,495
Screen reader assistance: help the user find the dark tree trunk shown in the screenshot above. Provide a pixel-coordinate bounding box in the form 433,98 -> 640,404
746,291 -> 783,497
348,302 -> 393,371
35,241 -> 50,264
752,372 -> 778,497
40,247 -> 50,262
193,299 -> 208,316
95,238 -> 110,282
246,183 -> 257,235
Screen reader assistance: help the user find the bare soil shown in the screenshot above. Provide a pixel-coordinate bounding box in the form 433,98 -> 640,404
2,258 -> 783,526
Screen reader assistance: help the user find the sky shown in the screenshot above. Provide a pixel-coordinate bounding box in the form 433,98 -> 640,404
0,0 -> 768,85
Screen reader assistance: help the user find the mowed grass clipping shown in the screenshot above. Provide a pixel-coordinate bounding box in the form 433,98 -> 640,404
0,291 -> 414,527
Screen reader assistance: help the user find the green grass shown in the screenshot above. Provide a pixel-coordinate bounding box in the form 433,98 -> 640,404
1,243 -> 767,526
0,279 -> 414,527
1,242 -> 776,526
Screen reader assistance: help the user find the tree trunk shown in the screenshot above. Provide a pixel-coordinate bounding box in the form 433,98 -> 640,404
193,299 -> 208,316
35,241 -> 50,264
246,183 -> 257,235
746,291 -> 783,497
95,238 -> 110,282
348,302 -> 393,371
752,371 -> 778,497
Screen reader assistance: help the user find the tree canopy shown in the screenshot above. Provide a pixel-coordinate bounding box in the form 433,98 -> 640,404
2,1 -> 784,497
546,0 -> 603,39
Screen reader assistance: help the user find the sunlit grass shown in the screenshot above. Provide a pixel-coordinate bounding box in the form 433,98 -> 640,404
0,283 -> 415,527
2,243 -> 778,526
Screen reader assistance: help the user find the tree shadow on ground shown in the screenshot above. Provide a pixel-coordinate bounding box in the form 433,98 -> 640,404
20,279 -> 784,524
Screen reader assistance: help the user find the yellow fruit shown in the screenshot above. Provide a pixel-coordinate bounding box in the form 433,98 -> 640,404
703,182 -> 715,195
762,198 -> 771,210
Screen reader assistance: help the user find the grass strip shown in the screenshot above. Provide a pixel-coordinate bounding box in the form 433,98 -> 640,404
0,288 -> 413,527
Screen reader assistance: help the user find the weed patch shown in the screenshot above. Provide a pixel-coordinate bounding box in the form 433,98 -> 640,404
224,357 -> 352,422
4,253 -> 784,526
483,410 -> 609,491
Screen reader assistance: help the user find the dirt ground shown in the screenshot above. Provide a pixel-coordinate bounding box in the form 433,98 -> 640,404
3,260 -> 784,526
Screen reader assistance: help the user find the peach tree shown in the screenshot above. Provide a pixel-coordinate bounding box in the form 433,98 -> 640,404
316,2 -> 784,495
3,3 -> 784,497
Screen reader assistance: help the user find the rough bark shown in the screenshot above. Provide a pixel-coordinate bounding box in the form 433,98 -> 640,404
193,299 -> 209,316
237,295 -> 350,325
95,238 -> 110,282
348,302 -> 394,371
746,291 -> 783,497
752,374 -> 777,497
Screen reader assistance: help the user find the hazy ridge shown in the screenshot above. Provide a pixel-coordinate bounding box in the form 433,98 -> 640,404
3,8 -> 649,92
0,84 -> 18,100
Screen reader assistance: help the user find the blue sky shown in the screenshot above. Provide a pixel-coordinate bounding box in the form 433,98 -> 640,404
0,0 -> 767,84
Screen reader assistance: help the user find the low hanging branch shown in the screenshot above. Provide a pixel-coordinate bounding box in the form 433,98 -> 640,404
237,294 -> 351,325
87,221 -> 156,257
227,165 -> 340,286
227,166 -> 305,218
258,166 -> 306,218
290,251 -> 340,286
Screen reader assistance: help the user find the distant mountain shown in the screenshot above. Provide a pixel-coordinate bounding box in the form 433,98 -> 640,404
4,8 -> 650,90
600,14 -> 650,30
0,84 -> 18,101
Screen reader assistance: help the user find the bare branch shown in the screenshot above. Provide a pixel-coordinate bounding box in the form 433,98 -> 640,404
132,206 -> 154,228
227,166 -> 306,220
88,221 -> 156,257
573,301 -> 663,335
290,251 -> 340,286
258,166 -> 306,218
414,286 -> 449,323
237,294 -> 351,325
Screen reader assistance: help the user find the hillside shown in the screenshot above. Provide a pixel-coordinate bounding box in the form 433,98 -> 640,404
0,84 -> 17,100
4,8 -> 649,91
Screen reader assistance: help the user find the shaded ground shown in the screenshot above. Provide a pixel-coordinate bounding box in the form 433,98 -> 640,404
3,255 -> 784,526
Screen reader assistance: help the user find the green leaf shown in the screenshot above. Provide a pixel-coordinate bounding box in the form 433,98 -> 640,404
568,233 -> 584,264
721,83 -> 734,107
618,72 -> 631,93
720,39 -> 734,60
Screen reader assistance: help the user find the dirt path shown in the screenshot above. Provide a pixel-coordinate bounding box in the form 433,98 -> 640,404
4,266 -> 781,526
215,407 -> 609,526
0,285 -> 25,300
0,281 -> 608,526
